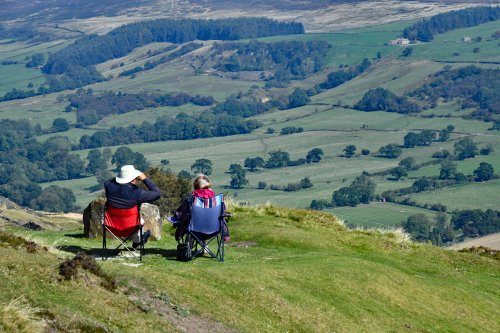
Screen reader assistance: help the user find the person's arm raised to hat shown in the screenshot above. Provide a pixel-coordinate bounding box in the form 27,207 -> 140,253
137,172 -> 161,202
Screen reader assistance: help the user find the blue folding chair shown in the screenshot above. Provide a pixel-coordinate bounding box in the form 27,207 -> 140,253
183,194 -> 229,262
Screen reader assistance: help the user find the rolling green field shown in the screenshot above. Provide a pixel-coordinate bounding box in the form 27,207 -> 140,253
326,201 -> 437,228
1,17 -> 499,229
0,39 -> 70,95
411,20 -> 500,62
403,179 -> 500,211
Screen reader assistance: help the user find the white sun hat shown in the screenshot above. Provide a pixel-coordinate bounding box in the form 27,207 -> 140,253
115,165 -> 141,184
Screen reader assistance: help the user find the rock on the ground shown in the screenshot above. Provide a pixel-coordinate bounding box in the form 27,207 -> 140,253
83,198 -> 162,240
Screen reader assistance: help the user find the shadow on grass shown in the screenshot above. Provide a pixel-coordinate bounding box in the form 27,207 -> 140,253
64,232 -> 87,239
57,244 -> 178,260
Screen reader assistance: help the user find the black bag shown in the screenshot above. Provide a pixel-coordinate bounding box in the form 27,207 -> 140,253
176,242 -> 192,261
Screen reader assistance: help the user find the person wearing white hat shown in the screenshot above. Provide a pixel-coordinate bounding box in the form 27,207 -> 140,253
104,165 -> 161,248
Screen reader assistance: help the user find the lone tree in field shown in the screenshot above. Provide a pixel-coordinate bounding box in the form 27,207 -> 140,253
191,158 -> 213,176
454,137 -> 478,160
228,163 -> 248,189
331,174 -> 376,207
306,148 -> 324,163
439,160 -> 457,180
265,150 -> 290,168
473,162 -> 494,182
51,118 -> 70,132
332,187 -> 360,207
343,145 -> 356,158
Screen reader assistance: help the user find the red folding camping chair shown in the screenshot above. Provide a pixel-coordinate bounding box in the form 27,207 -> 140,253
102,204 -> 144,260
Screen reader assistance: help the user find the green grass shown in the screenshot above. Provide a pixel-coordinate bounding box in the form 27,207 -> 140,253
404,178 -> 500,211
92,62 -> 259,102
1,204 -> 499,332
0,63 -> 45,95
0,93 -> 74,128
260,20 -> 412,67
0,39 -> 70,96
327,202 -> 437,228
409,21 -> 500,62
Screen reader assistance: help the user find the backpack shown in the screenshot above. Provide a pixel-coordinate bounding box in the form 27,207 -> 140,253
176,242 -> 192,261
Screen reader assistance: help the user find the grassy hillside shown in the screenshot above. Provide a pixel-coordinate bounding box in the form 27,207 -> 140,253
1,203 -> 499,332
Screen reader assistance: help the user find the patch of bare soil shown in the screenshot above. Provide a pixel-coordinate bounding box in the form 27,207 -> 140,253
447,233 -> 500,251
124,281 -> 239,333
226,241 -> 257,248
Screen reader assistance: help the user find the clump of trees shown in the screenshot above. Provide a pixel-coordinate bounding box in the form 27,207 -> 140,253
30,185 -> 77,213
310,174 -> 376,208
25,53 -> 45,68
146,168 -> 192,216
280,127 -> 303,135
68,90 -> 215,126
268,177 -> 313,192
401,213 -> 454,245
244,157 -> 265,171
287,88 -> 310,108
402,209 -> 500,245
244,148 -> 323,172
0,121 -> 82,212
111,147 -> 149,171
306,148 -> 324,163
378,144 -> 402,159
454,137 -> 478,160
354,87 -> 421,114
212,94 -> 273,118
403,130 -> 436,148
474,162 -> 494,182
316,58 -> 371,91
451,209 -> 500,238
77,112 -> 261,149
213,40 -> 330,84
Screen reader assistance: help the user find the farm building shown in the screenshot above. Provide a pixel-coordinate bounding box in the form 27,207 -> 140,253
389,38 -> 410,46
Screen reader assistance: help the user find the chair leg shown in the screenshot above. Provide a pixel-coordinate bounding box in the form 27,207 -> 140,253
102,225 -> 107,260
221,232 -> 225,263
139,226 -> 143,261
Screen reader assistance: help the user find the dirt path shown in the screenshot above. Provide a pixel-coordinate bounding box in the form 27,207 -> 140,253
124,280 -> 239,333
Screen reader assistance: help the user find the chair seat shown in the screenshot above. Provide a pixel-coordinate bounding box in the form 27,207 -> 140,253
182,194 -> 227,262
104,205 -> 140,237
102,204 -> 143,260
